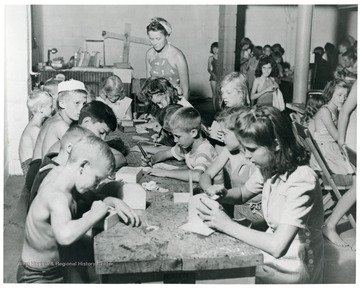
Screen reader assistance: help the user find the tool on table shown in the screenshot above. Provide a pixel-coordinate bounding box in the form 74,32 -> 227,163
137,142 -> 153,167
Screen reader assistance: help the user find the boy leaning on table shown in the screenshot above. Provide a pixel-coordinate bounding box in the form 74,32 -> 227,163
142,106 -> 223,184
17,136 -> 139,283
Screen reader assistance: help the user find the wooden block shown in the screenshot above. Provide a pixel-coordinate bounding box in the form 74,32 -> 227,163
104,210 -> 120,231
115,167 -> 143,183
173,192 -> 191,203
209,121 -> 224,142
121,183 -> 147,210
121,120 -> 134,127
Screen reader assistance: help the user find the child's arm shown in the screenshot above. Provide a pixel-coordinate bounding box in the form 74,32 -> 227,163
111,147 -> 127,169
250,78 -> 275,101
318,107 -> 339,140
148,168 -> 203,182
48,140 -> 60,154
150,148 -> 175,164
198,197 -> 299,258
199,148 -> 229,191
50,195 -> 108,245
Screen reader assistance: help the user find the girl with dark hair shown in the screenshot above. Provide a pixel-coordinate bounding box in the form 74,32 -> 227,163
141,77 -> 191,110
251,55 -> 280,106
208,42 -> 219,109
196,105 -> 324,284
145,17 -> 190,100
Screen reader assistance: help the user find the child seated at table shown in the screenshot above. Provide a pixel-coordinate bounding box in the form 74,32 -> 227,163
19,90 -> 53,176
28,125 -> 140,283
26,79 -> 88,191
48,101 -> 128,170
42,78 -> 63,113
199,106 -> 265,228
17,136 -> 116,283
97,75 -> 133,123
144,107 -> 222,183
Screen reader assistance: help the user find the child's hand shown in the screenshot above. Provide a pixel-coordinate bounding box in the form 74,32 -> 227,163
197,196 -> 233,233
216,131 -> 224,142
138,113 -> 150,121
90,200 -> 108,219
147,168 -> 167,178
113,200 -> 141,227
205,184 -> 226,198
140,155 -> 153,167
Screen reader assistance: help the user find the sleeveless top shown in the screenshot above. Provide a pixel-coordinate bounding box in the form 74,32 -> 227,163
313,105 -> 354,175
314,105 -> 337,142
256,78 -> 274,106
150,46 -> 181,89
209,57 -> 218,81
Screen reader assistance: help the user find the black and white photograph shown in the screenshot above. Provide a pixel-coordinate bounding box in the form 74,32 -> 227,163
2,1 -> 358,284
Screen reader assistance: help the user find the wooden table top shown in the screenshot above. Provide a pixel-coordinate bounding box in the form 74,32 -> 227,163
94,130 -> 263,275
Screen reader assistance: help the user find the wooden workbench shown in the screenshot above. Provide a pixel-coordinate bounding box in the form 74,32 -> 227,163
94,130 -> 263,284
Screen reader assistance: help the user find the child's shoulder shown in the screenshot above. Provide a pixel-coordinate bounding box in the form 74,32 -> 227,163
196,139 -> 216,154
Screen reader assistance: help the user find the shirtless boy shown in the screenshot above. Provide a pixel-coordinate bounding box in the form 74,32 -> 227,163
18,90 -> 53,176
17,136 -> 116,283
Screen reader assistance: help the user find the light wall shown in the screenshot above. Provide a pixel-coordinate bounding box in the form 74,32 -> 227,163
5,6 -> 31,177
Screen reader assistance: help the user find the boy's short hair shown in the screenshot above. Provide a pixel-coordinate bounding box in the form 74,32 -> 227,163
27,90 -> 52,114
60,125 -> 94,150
43,79 -> 62,96
68,135 -> 115,175
78,101 -> 117,131
216,106 -> 248,131
169,107 -> 202,133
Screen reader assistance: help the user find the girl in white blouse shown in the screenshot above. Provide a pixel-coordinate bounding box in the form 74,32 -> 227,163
197,106 -> 324,284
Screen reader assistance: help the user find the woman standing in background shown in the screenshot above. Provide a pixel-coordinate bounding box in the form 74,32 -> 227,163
145,17 -> 190,101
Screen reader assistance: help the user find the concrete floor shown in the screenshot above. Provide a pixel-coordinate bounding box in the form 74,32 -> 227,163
3,174 -> 356,283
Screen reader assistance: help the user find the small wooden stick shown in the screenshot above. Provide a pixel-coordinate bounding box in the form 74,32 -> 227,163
189,170 -> 193,196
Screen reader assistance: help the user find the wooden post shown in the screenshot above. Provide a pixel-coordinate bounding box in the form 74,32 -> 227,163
218,5 -> 237,79
293,5 -> 314,104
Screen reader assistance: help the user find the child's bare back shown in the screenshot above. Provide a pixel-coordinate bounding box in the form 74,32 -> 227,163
21,167 -> 75,266
32,114 -> 67,160
19,123 -> 41,165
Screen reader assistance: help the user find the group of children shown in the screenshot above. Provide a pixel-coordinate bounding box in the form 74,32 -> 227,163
18,77 -> 140,283
17,40 -> 355,282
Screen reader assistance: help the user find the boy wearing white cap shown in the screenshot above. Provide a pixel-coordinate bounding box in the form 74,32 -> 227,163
26,80 -> 87,191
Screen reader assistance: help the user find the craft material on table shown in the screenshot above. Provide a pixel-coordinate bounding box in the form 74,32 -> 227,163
132,135 -> 150,141
142,180 -> 169,193
173,192 -> 191,203
115,167 -> 143,183
179,193 -> 215,237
